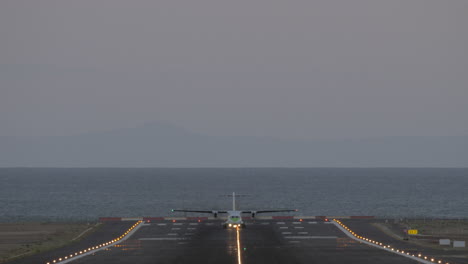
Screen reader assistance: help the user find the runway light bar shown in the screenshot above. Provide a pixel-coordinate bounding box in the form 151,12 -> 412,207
45,220 -> 143,264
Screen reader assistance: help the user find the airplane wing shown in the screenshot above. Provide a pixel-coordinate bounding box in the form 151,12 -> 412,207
241,209 -> 297,214
252,209 -> 297,213
172,209 -> 227,213
171,209 -> 227,217
241,209 -> 298,217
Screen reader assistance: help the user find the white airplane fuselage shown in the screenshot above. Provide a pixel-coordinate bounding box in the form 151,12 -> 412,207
224,210 -> 245,229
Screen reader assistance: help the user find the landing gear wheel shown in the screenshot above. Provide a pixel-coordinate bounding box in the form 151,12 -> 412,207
223,224 -> 227,229
241,223 -> 246,229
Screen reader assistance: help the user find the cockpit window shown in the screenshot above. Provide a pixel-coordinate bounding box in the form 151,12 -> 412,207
231,216 -> 239,219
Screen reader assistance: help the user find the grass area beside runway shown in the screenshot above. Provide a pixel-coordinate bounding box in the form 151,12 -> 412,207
0,222 -> 101,263
374,219 -> 468,250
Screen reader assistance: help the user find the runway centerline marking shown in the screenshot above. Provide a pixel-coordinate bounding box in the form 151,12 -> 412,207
294,226 -> 304,229
157,223 -> 167,226
236,227 -> 242,264
279,227 -> 289,229
276,222 -> 285,225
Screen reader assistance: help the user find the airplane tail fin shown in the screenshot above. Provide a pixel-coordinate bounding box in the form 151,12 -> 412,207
233,192 -> 236,211
219,192 -> 249,211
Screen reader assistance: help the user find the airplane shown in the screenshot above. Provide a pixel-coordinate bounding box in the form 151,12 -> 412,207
171,192 -> 297,229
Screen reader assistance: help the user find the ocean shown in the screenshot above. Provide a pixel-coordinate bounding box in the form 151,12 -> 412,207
0,168 -> 467,222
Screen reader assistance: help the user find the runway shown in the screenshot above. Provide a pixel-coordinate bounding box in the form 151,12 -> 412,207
16,218 -> 435,264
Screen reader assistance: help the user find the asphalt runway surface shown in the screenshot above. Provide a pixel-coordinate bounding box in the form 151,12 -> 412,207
17,219 -> 436,264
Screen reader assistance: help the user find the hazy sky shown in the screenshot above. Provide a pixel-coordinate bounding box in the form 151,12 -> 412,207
1,0 -> 467,140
